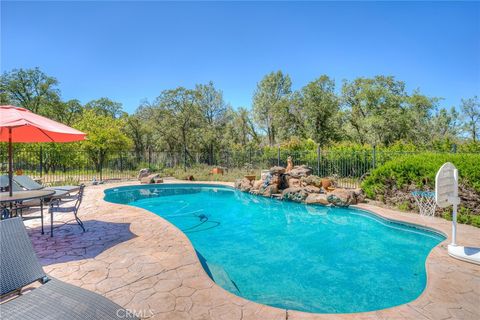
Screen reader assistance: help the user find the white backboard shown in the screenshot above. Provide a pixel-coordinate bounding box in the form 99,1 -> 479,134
435,162 -> 458,208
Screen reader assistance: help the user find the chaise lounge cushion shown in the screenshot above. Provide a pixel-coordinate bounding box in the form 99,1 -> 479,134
0,218 -> 138,320
13,175 -> 79,193
1,278 -> 138,320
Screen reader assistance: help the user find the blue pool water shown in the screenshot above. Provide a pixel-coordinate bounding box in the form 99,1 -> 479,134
104,184 -> 445,313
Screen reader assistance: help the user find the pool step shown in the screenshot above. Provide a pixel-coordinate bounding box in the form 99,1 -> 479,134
207,263 -> 241,295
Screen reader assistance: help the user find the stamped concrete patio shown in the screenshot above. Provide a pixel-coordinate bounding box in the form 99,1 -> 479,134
21,181 -> 480,320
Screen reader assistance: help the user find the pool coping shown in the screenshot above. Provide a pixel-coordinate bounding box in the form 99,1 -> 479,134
30,180 -> 480,319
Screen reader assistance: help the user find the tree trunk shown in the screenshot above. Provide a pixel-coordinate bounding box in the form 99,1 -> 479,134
209,142 -> 214,165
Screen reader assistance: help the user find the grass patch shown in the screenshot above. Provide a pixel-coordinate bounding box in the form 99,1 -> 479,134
397,201 -> 410,211
160,165 -> 258,182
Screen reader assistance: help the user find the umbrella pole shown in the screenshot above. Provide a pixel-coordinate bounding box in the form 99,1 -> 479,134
8,128 -> 13,197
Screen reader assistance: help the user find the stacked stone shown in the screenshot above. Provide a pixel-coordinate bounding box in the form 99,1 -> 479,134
235,164 -> 364,207
234,177 -> 254,192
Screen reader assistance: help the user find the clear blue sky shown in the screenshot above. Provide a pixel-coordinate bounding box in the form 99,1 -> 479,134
1,1 -> 479,113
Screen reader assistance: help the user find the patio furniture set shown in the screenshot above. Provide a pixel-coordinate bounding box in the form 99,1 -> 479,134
0,106 -> 140,318
0,175 -> 85,237
0,175 -> 138,320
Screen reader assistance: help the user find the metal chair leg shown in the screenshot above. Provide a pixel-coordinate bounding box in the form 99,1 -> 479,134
50,207 -> 54,237
74,211 -> 85,232
40,200 -> 44,235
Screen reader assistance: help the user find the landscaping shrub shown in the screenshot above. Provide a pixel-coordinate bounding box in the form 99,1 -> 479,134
444,208 -> 480,228
362,153 -> 480,226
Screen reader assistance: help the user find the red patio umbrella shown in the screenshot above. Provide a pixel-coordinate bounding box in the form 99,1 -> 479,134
0,105 -> 86,196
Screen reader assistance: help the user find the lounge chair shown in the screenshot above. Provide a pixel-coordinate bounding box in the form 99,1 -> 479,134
13,175 -> 79,193
0,175 -> 23,192
8,174 -> 79,211
0,217 -> 138,320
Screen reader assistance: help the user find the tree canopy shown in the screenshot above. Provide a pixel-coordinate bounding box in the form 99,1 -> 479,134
461,96 -> 480,142
253,71 -> 292,146
1,67 -> 477,161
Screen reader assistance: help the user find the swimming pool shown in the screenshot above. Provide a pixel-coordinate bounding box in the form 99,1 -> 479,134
104,184 -> 445,314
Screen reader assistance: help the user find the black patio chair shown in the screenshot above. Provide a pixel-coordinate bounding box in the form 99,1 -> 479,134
0,217 -> 138,320
48,184 -> 85,237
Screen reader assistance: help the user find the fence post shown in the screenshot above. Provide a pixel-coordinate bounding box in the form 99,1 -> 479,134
372,145 -> 377,169
316,145 -> 321,176
452,143 -> 457,153
39,146 -> 43,178
99,150 -> 103,181
119,151 -> 123,172
277,146 -> 280,166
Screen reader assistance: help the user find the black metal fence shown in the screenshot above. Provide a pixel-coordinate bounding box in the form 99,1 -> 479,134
0,146 -> 467,188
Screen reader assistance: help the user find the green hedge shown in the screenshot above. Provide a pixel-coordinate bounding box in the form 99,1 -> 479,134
362,153 -> 480,198
361,153 -> 480,227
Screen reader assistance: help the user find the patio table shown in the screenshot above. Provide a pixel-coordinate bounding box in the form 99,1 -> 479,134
0,189 -> 55,234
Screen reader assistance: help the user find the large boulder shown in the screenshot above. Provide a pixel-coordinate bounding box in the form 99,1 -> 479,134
269,166 -> 285,175
353,188 -> 365,203
249,180 -> 263,195
269,173 -> 281,187
301,175 -> 322,188
327,189 -> 360,207
235,178 -> 253,192
327,194 -> 349,207
287,178 -> 301,188
140,173 -> 162,184
252,180 -> 263,191
305,193 -> 329,205
137,168 -> 150,180
288,165 -> 313,178
303,185 -> 321,194
282,187 -> 308,202
262,184 -> 279,197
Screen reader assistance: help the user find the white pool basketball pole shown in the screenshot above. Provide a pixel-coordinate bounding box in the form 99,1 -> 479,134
450,168 -> 459,246
435,162 -> 460,246
437,162 -> 480,265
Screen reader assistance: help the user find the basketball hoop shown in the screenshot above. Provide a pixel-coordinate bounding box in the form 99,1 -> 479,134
435,162 -> 460,245
435,162 -> 479,265
411,191 -> 437,217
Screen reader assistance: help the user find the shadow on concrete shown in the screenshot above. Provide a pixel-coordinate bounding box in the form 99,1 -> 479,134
26,219 -> 137,266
